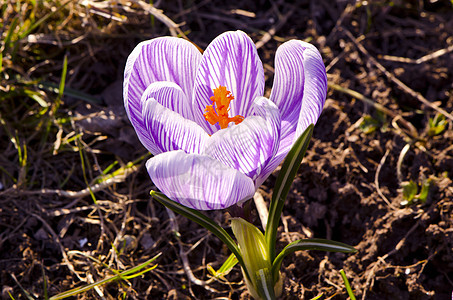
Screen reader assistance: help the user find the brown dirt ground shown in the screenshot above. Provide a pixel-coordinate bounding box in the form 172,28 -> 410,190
1,0 -> 453,299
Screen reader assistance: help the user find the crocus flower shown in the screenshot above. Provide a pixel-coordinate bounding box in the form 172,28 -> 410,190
124,30 -> 327,210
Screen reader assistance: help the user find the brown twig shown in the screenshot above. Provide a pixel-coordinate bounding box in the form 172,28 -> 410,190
378,44 -> 453,64
165,208 -> 219,293
31,213 -> 84,281
328,82 -> 419,139
342,28 -> 453,122
255,10 -> 293,49
396,143 -> 411,183
326,2 -> 357,42
374,148 -> 398,210
253,191 -> 268,229
127,0 -> 186,38
17,165 -> 136,198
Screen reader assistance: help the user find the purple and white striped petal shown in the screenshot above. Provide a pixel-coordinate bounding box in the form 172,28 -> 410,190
123,37 -> 201,149
142,89 -> 209,155
124,36 -> 201,108
146,150 -> 256,210
293,42 -> 327,137
192,31 -> 265,134
255,40 -> 327,187
204,97 -> 280,182
142,81 -> 194,120
269,40 -> 326,151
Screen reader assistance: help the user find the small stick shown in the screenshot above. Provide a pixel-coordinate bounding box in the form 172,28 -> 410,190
374,149 -> 397,210
378,44 -> 453,64
253,191 -> 268,229
396,143 -> 411,183
328,82 -> 419,139
326,2 -> 357,42
343,29 -> 453,122
129,0 -> 186,38
31,213 -> 84,281
18,166 -> 135,198
165,208 -> 219,293
255,10 -> 293,49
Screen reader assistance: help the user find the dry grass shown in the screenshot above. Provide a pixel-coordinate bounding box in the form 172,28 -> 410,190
1,0 -> 452,299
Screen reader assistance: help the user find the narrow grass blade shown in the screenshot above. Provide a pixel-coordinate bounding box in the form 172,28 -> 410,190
24,89 -> 49,107
41,55 -> 68,146
0,165 -> 17,183
41,263 -> 48,300
340,269 -> 356,300
2,17 -> 18,55
49,253 -> 161,300
93,154 -> 149,184
58,55 -> 68,100
76,137 -> 97,204
17,0 -> 72,40
265,124 -> 314,262
150,191 -> 251,281
10,1 -> 70,59
208,253 -> 238,278
38,82 -> 102,105
7,291 -> 16,300
271,238 -> 356,280
310,293 -> 324,300
10,274 -> 35,300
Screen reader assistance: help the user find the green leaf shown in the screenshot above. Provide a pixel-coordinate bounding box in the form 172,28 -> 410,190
2,17 -> 18,56
418,179 -> 431,203
271,238 -> 357,281
340,269 -> 356,300
24,89 -> 48,107
207,253 -> 238,278
150,191 -> 250,281
359,115 -> 380,134
402,180 -> 418,203
254,268 -> 276,300
428,114 -> 447,136
58,55 -> 68,100
265,124 -> 314,262
231,218 -> 271,281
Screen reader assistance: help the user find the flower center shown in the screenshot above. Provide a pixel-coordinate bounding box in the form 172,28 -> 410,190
204,86 -> 244,129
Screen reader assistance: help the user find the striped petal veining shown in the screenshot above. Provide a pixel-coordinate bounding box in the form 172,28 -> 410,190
192,31 -> 265,134
146,150 -> 256,210
142,86 -> 208,155
204,97 -> 280,182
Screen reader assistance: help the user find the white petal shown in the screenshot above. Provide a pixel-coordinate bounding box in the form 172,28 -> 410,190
124,37 -> 201,151
257,40 -> 327,187
124,37 -> 201,111
270,40 -> 327,154
204,97 -> 280,182
192,31 -> 265,134
142,81 -> 194,121
146,151 -> 256,210
142,92 -> 208,155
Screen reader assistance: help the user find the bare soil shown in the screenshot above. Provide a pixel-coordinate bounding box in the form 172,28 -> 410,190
1,1 -> 452,299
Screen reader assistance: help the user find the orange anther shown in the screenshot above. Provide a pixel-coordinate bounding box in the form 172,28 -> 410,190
204,86 -> 244,129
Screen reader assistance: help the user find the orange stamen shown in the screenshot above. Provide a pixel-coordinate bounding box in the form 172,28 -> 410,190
204,86 -> 244,129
